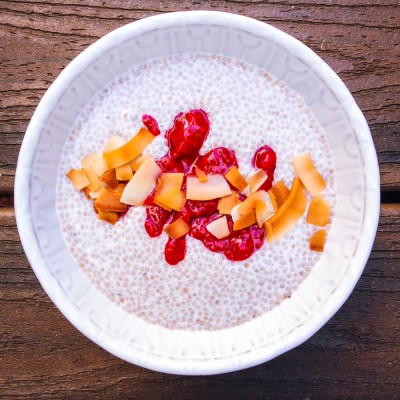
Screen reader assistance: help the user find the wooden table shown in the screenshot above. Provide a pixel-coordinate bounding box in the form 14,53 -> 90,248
1,1 -> 399,398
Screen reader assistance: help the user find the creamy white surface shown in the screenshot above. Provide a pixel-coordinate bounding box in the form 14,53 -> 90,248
57,54 -> 335,330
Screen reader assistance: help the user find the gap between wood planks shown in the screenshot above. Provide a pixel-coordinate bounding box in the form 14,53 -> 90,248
0,191 -> 398,210
381,192 -> 400,204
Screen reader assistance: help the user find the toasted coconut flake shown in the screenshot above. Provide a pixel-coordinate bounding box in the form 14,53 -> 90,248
82,152 -> 105,177
156,189 -> 186,212
164,218 -> 191,239
218,191 -> 241,215
186,174 -> 231,201
120,157 -> 162,206
82,187 -> 91,199
154,200 -> 171,212
84,166 -> 101,192
248,169 -> 268,194
306,195 -> 331,227
104,135 -> 125,152
110,183 -> 127,193
233,209 -> 257,231
95,188 -> 128,213
231,203 -> 242,222
130,153 -> 151,171
103,128 -> 154,170
268,180 -> 290,213
206,216 -> 230,239
154,173 -> 185,211
66,169 -> 74,180
292,152 -> 326,196
116,162 -> 133,181
67,168 -> 90,190
155,173 -> 184,194
238,191 -> 268,216
264,177 -> 307,242
224,166 -> 248,191
98,210 -> 119,225
88,189 -> 101,199
255,201 -> 272,228
99,169 -> 119,189
195,166 -> 208,182
310,229 -> 327,252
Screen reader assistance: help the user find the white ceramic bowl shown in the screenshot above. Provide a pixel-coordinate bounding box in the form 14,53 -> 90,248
15,11 -> 380,375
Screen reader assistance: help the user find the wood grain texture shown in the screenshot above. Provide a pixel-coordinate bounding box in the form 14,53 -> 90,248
0,1 -> 399,399
0,204 -> 399,399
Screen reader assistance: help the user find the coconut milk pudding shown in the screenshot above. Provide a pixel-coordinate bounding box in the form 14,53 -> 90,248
57,53 -> 335,330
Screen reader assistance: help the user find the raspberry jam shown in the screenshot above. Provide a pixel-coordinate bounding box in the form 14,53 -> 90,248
225,225 -> 265,261
165,109 -> 210,165
186,198 -> 219,218
252,145 -> 277,191
164,236 -> 186,265
190,214 -> 265,261
143,192 -> 171,237
156,154 -> 184,173
143,110 -> 273,265
194,147 -> 238,175
142,114 -> 160,136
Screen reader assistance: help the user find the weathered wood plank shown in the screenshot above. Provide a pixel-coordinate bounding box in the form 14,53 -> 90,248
0,1 -> 399,398
0,1 -> 399,194
0,169 -> 14,194
0,204 -> 399,398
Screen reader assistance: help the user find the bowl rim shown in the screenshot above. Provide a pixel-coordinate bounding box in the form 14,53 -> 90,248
15,10 -> 380,375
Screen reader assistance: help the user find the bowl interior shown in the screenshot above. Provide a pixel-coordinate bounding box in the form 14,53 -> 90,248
15,11 -> 379,375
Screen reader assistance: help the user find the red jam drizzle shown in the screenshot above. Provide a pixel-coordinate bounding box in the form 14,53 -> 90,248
165,236 -> 186,265
142,114 -> 160,136
252,145 -> 277,191
143,109 -> 274,265
186,198 -> 219,218
165,109 -> 210,165
156,154 -> 184,173
143,192 -> 170,237
190,214 -> 265,261
194,147 -> 238,175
